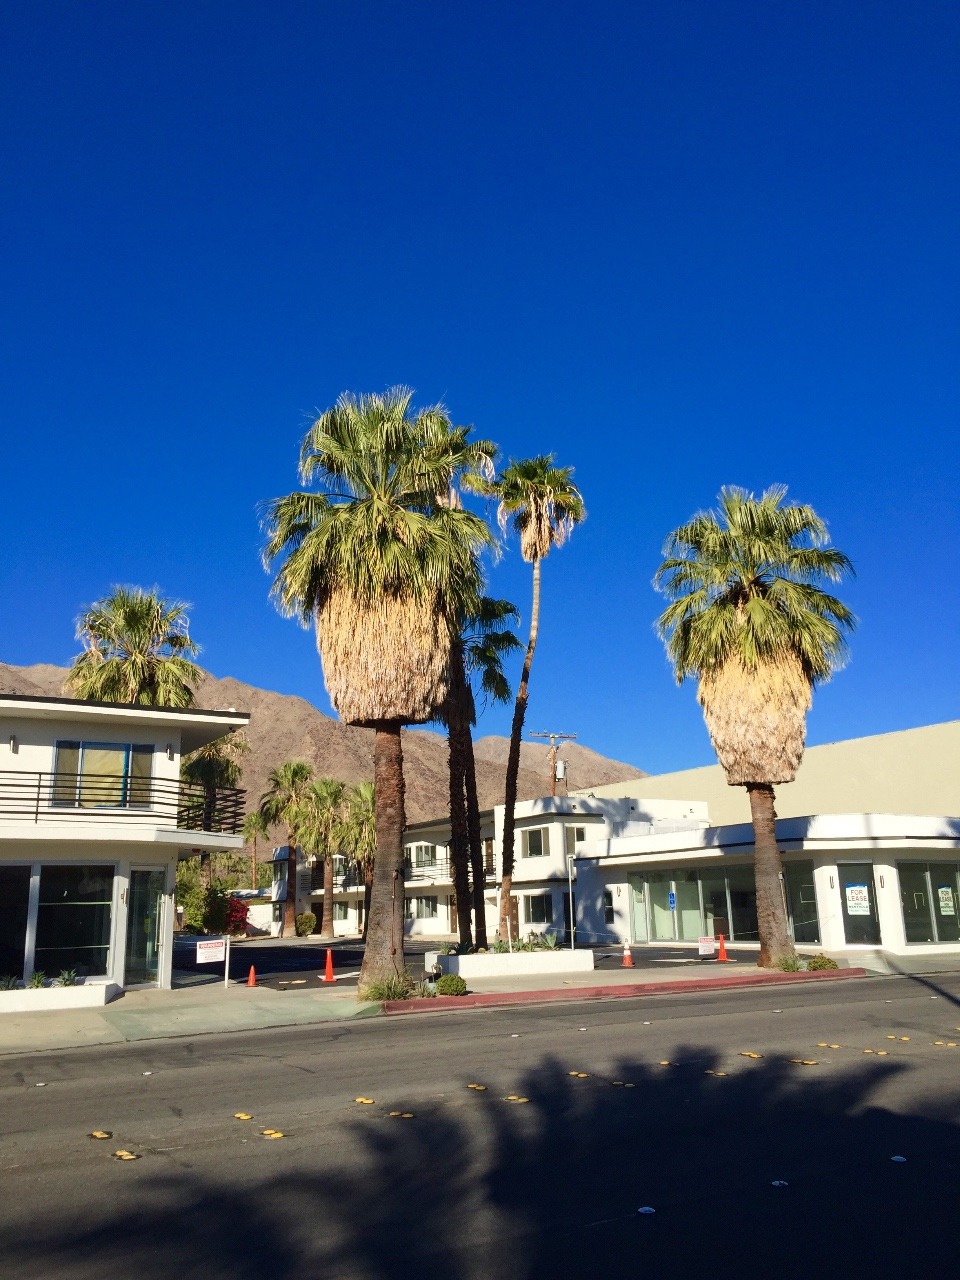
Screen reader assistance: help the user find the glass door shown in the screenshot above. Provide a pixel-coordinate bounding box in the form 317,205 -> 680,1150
628,875 -> 648,942
838,863 -> 881,945
125,868 -> 166,986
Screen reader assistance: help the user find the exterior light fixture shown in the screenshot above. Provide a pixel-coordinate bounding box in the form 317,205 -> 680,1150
8,735 -> 17,753
166,744 -> 174,761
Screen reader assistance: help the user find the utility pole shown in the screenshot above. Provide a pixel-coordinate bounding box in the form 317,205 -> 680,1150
529,731 -> 578,797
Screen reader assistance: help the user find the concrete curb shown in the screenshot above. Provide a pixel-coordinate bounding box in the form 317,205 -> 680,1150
381,967 -> 869,1015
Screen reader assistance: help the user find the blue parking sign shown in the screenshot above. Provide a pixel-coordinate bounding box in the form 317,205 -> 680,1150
668,890 -> 676,911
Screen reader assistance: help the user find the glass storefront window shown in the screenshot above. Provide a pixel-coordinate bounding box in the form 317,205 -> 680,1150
34,865 -> 114,977
0,866 -> 31,981
700,874 -> 730,940
897,862 -> 960,944
898,864 -> 934,943
648,872 -> 675,941
675,871 -> 702,942
727,866 -> 759,942
784,861 -> 821,944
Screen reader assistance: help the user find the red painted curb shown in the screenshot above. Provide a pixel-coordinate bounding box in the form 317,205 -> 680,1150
381,967 -> 868,1015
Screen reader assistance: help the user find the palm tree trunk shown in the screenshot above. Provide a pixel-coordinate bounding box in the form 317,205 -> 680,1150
359,722 -> 406,989
447,655 -> 474,949
463,726 -> 488,949
499,556 -> 541,937
284,828 -> 298,936
746,783 -> 796,967
320,854 -> 335,939
362,865 -> 373,941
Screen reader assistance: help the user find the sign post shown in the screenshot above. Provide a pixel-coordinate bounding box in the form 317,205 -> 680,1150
196,936 -> 231,988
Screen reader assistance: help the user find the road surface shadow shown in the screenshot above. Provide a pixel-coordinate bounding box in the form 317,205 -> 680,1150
4,1048 -> 959,1279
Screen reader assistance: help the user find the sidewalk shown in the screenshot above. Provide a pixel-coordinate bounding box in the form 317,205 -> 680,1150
0,959 -> 869,1057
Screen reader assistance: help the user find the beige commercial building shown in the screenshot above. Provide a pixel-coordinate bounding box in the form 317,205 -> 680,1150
574,721 -> 960,825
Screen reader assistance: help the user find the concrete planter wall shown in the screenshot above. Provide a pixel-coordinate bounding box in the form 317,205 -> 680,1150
0,983 -> 122,1013
425,950 -> 595,979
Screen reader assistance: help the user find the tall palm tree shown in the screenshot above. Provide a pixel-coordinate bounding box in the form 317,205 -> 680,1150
342,781 -> 376,939
258,760 -> 315,935
241,811 -> 269,891
442,597 -> 520,948
296,778 -> 347,939
66,586 -> 202,707
494,456 -> 585,938
654,485 -> 855,967
262,388 -> 492,990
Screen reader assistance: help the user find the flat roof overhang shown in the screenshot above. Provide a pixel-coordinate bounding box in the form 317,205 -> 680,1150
0,693 -> 250,753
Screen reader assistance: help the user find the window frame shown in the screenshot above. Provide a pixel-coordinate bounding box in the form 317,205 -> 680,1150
523,893 -> 553,925
521,827 -> 549,859
52,740 -> 155,810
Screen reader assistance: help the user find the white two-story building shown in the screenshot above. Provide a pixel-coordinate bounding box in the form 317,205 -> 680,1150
0,693 -> 249,995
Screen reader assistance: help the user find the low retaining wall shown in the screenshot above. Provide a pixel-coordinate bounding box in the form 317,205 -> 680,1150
425,949 -> 595,978
0,982 -> 123,1013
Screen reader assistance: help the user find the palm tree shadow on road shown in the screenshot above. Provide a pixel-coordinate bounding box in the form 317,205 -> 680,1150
4,1048 -> 960,1280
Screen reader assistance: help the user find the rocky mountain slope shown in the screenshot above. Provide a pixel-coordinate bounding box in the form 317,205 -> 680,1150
0,661 -> 644,822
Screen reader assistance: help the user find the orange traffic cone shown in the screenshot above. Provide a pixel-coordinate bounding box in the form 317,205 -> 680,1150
621,939 -> 634,969
717,934 -> 730,962
323,948 -> 336,984
247,965 -> 257,987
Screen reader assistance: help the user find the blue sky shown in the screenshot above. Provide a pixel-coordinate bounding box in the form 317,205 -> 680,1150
2,2 -> 957,774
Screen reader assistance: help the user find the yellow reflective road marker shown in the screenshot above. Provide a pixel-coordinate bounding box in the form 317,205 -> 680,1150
400,1113 -> 414,1119
354,1097 -> 375,1105
234,1113 -> 253,1121
112,1150 -> 140,1161
389,1111 -> 402,1117
899,1037 -> 910,1042
262,1131 -> 285,1139
829,1044 -> 841,1049
739,1052 -> 763,1059
876,1050 -> 889,1056
934,1041 -> 945,1046
466,1084 -> 487,1091
89,1130 -> 112,1140
658,1061 -> 672,1067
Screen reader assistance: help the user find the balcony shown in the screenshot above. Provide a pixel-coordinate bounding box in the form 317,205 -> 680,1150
0,771 -> 246,836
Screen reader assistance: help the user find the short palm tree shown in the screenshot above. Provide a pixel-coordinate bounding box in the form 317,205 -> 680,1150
654,485 -> 855,967
342,781 -> 376,938
181,731 -> 250,887
296,778 -> 347,939
241,811 -> 270,891
263,388 -> 492,989
66,586 -> 202,707
258,760 -> 315,935
494,456 -> 585,938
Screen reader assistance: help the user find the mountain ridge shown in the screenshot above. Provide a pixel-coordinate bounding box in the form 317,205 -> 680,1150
0,661 -> 645,822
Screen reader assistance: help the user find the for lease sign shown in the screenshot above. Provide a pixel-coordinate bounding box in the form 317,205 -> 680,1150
196,938 -> 226,963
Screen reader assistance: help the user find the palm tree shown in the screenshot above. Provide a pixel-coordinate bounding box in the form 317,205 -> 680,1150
258,760 -> 315,935
262,388 -> 492,990
181,731 -> 250,888
442,597 -> 520,948
342,782 -> 376,939
654,485 -> 855,967
66,586 -> 202,707
494,456 -> 585,938
241,811 -> 269,891
296,778 -> 347,939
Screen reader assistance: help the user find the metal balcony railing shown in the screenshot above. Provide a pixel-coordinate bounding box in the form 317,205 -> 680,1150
0,771 -> 245,835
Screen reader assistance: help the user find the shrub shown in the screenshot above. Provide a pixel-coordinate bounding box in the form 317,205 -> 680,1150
180,884 -> 229,934
55,969 -> 78,987
226,897 -> 250,936
806,953 -> 839,971
28,971 -> 46,988
778,954 -> 804,972
411,980 -> 437,998
435,974 -> 468,997
359,971 -> 416,1002
492,938 -> 509,953
295,912 -> 317,937
0,976 -> 18,991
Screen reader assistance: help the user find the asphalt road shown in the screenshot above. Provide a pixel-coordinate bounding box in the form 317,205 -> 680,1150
3,974 -> 959,1280
172,936 -> 760,989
